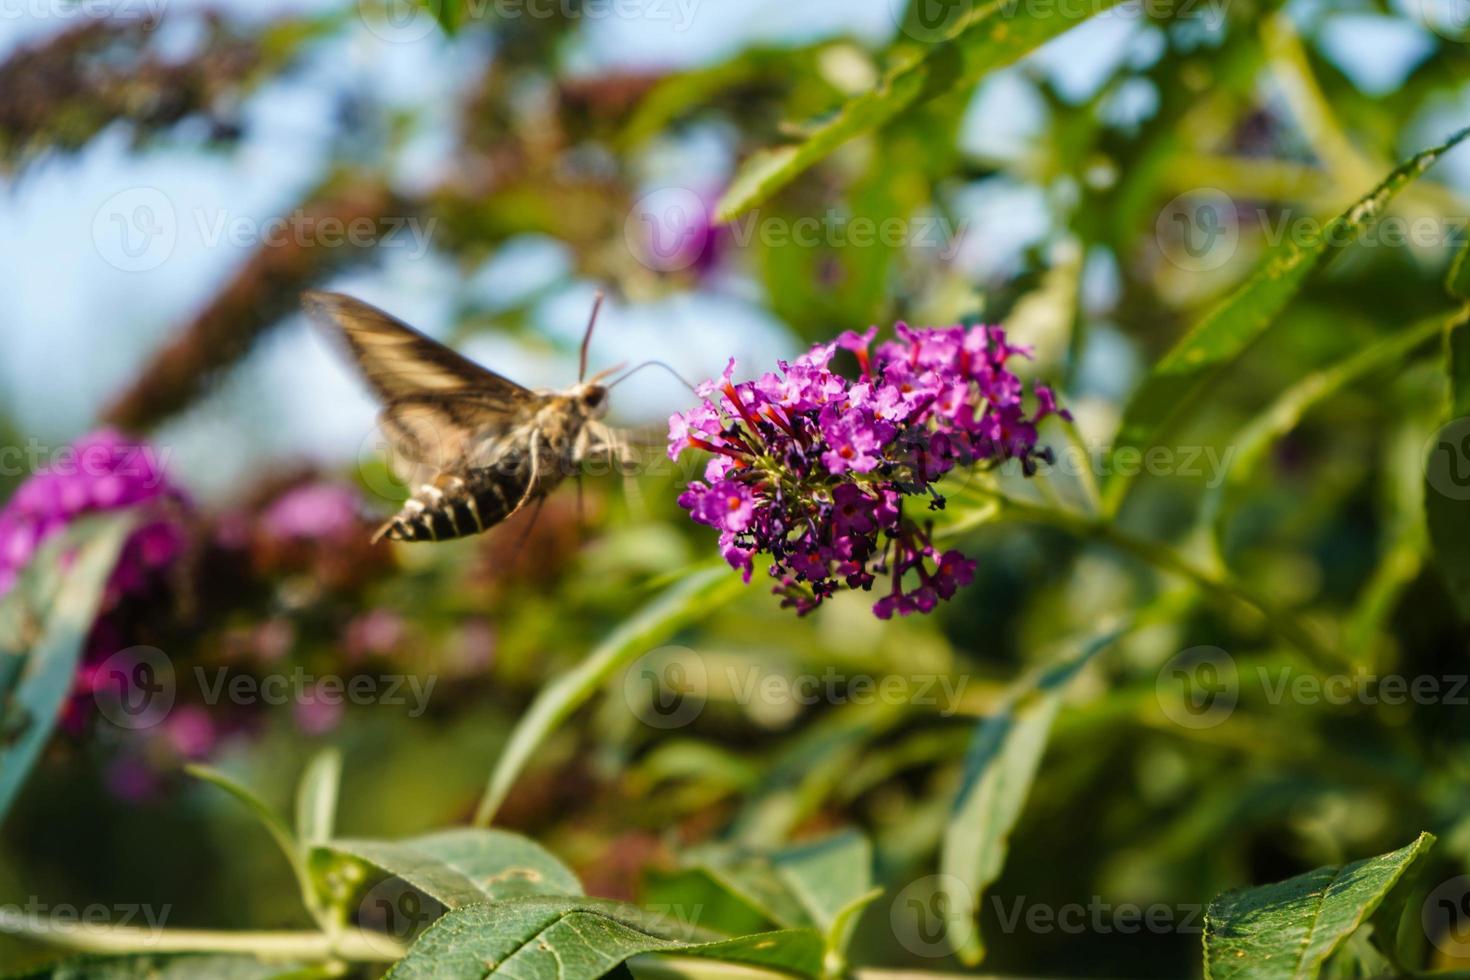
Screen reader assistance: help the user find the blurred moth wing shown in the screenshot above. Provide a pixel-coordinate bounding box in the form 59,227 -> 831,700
302,291 -> 613,543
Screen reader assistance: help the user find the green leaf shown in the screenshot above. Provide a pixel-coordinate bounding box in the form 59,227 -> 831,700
0,515 -> 132,826
294,749 -> 341,849
1208,307 -> 1457,543
731,700 -> 907,846
326,828 -> 583,907
384,897 -> 825,980
474,565 -> 743,826
1107,126 -> 1470,514
188,764 -> 303,880
939,622 -> 1130,964
2,954 -> 320,979
1202,832 -> 1436,980
714,0 -> 1126,221
769,831 -> 873,933
186,764 -> 320,924
1449,225 -> 1470,300
653,831 -> 880,968
1426,309 -> 1470,619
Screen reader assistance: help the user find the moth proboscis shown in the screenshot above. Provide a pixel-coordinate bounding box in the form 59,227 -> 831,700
303,290 -> 624,544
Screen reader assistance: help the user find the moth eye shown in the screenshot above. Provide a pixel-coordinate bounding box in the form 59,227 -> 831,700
584,388 -> 607,409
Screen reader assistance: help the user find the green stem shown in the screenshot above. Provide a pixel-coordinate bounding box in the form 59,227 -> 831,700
964,487 -> 1338,671
0,918 -> 403,962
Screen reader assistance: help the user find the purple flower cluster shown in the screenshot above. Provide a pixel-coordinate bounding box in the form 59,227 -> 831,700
0,429 -> 186,600
669,324 -> 1066,617
0,429 -> 188,737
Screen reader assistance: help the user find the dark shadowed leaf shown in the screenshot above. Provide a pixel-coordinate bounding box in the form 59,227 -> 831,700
1426,309 -> 1470,619
475,565 -> 742,826
940,622 -> 1130,964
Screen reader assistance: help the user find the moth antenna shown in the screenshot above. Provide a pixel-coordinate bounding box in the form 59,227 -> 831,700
580,290 -> 605,382
609,360 -> 698,395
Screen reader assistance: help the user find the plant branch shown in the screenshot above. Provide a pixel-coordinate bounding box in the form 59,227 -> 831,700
0,916 -> 404,962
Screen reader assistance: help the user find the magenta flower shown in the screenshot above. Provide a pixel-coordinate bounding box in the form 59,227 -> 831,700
0,429 -> 186,599
683,479 -> 756,533
669,323 -> 1061,617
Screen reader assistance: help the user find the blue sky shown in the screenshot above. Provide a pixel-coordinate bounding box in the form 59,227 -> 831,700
0,0 -> 1463,498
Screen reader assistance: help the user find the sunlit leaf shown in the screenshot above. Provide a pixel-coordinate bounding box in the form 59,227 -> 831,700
1108,126 -> 1470,513
715,0 -> 1127,221
327,828 -> 583,907
294,749 -> 341,849
1202,832 -> 1435,980
1209,307 -> 1458,543
384,897 -> 825,980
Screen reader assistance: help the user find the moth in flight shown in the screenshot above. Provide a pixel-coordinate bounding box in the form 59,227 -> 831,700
304,291 -> 621,544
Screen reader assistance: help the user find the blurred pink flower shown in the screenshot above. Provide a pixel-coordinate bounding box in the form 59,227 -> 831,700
294,686 -> 344,736
263,483 -> 361,541
345,608 -> 405,659
165,705 -> 218,760
0,428 -> 187,599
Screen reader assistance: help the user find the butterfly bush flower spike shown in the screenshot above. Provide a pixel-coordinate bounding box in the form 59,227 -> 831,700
669,323 -> 1065,618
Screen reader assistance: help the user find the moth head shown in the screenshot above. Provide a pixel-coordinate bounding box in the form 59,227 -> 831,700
577,383 -> 610,418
